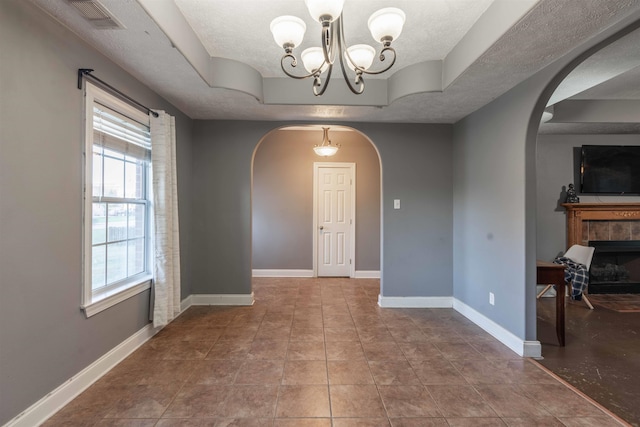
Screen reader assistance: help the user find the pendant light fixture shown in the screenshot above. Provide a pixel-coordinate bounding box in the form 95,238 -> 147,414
270,0 -> 405,96
313,127 -> 340,156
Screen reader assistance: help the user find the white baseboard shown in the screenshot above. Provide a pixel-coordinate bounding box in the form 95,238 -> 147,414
188,293 -> 255,306
453,298 -> 541,358
5,323 -> 159,427
354,270 -> 380,279
376,294 -> 541,358
377,295 -> 453,308
252,269 -> 314,278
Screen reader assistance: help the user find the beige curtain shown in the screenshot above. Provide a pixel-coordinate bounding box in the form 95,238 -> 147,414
150,110 -> 181,328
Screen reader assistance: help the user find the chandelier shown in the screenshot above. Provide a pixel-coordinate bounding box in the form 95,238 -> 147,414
313,127 -> 340,156
270,0 -> 405,96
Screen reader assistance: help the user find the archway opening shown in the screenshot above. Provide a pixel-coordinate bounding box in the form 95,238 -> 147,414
250,125 -> 383,291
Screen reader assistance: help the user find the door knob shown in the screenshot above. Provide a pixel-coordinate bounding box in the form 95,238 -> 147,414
319,226 -> 324,230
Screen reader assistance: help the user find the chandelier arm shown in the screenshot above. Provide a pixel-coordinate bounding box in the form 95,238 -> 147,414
313,59 -> 333,96
321,19 -> 337,65
337,23 -> 365,95
359,46 -> 397,75
280,54 -> 318,80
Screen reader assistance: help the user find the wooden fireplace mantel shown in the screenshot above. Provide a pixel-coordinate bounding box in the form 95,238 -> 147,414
562,203 -> 640,247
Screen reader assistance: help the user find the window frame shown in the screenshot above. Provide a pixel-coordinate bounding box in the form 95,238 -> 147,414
82,83 -> 153,317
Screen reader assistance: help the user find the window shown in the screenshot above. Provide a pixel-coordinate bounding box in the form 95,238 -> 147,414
83,84 -> 152,316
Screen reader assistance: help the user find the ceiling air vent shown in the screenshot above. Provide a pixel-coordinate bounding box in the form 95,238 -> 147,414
67,0 -> 125,29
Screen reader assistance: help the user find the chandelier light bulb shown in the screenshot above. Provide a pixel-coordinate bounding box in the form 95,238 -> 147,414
301,47 -> 328,73
305,0 -> 345,22
270,15 -> 306,48
345,44 -> 376,71
368,7 -> 406,43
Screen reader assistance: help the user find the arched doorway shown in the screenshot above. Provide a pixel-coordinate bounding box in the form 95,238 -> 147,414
527,20 -> 640,423
251,125 -> 383,285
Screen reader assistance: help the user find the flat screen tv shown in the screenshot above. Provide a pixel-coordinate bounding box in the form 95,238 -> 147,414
580,145 -> 640,194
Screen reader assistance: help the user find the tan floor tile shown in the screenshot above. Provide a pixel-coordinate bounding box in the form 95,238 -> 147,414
362,342 -> 406,361
427,384 -> 497,417
206,339 -> 253,360
329,384 -> 386,418
378,385 -> 440,417
274,419 -> 331,427
162,341 -> 216,360
283,360 -> 328,384
332,419 -> 391,427
368,360 -> 421,385
254,327 -> 291,341
235,359 -> 284,384
474,385 -> 551,418
556,417 -> 624,427
218,385 -> 278,418
389,419 -> 448,427
501,417 -> 565,426
276,385 -> 331,417
290,327 -> 324,342
93,420 -> 158,426
325,327 -> 360,342
397,342 -> 442,360
328,360 -> 375,384
104,384 -> 181,418
445,418 -> 507,426
326,341 -> 366,360
247,340 -> 289,359
433,342 -> 484,360
408,358 -> 467,385
287,341 -> 326,360
471,341 -> 521,360
387,327 -> 429,343
517,384 -> 604,417
449,359 -> 515,384
188,359 -> 243,384
162,384 -> 228,418
358,327 -> 396,343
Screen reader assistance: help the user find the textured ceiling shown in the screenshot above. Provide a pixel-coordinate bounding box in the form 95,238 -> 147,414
173,0 -> 494,78
29,0 -> 640,135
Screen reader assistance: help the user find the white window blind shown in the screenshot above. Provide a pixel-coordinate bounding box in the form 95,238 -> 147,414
93,102 -> 151,160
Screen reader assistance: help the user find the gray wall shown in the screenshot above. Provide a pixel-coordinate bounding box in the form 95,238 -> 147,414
0,1 -> 193,423
452,14 -> 640,344
253,128 -> 380,271
191,121 -> 453,297
536,134 -> 640,261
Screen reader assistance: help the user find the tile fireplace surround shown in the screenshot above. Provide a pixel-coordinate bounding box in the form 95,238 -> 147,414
562,203 -> 640,247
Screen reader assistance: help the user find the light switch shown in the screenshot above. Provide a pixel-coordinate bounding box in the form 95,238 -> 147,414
394,199 -> 400,209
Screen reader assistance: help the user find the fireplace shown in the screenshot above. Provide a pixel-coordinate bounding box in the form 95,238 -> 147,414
589,240 -> 640,294
562,203 -> 640,294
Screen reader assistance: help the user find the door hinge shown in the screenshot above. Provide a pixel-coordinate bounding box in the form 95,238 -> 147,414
350,259 -> 352,265
350,219 -> 352,224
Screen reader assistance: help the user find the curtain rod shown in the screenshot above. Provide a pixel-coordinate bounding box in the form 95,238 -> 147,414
77,69 -> 159,118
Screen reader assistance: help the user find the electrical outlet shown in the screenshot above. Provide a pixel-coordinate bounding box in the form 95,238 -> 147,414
489,292 -> 495,306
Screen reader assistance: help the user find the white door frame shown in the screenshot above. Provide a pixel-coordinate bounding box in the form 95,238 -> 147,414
313,162 -> 356,278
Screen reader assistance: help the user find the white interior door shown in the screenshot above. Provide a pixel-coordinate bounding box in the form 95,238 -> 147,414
315,164 -> 354,277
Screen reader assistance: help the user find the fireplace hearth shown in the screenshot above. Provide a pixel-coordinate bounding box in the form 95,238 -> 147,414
589,240 -> 640,294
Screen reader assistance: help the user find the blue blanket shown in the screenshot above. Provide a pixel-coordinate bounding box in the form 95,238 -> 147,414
553,256 -> 589,301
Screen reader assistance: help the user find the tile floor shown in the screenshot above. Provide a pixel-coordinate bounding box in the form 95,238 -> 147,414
43,278 -> 627,426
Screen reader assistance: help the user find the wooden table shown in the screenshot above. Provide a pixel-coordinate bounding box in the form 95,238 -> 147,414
537,260 -> 567,346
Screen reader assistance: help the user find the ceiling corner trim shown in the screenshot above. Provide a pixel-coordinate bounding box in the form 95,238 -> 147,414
388,61 -> 443,104
442,0 -> 540,90
135,0 -> 264,101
